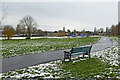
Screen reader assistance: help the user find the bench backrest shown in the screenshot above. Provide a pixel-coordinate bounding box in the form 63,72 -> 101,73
71,45 -> 92,54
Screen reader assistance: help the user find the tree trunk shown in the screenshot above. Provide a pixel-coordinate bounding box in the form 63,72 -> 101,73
8,37 -> 9,40
26,26 -> 31,39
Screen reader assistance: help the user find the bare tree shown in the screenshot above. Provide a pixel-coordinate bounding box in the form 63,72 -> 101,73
21,26 -> 26,36
0,2 -> 7,26
32,27 -> 37,35
0,1 -> 7,37
19,16 -> 37,39
99,28 -> 104,33
16,24 -> 21,36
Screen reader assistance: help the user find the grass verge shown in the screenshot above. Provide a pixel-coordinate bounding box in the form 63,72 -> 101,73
1,37 -> 99,58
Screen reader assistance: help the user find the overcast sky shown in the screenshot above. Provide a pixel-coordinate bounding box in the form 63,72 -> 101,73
1,0 -> 119,2
1,1 -> 118,31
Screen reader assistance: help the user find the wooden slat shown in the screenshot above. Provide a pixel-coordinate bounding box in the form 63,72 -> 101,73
71,46 -> 91,55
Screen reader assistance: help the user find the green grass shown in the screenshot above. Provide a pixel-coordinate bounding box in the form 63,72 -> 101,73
60,57 -> 112,78
59,37 -> 119,78
1,37 -> 99,58
2,57 -> 118,79
1,37 -> 119,79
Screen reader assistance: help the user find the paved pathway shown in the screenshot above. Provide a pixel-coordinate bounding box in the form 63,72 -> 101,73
91,37 -> 113,52
0,37 -> 113,72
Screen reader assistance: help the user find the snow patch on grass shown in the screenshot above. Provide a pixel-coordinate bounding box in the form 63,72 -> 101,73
2,60 -> 65,79
0,73 -> 2,79
91,37 -> 119,78
91,37 -> 119,67
1,37 -> 99,58
1,37 -> 119,79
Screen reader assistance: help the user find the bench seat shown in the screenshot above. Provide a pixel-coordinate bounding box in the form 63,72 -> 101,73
71,52 -> 85,56
64,45 -> 92,61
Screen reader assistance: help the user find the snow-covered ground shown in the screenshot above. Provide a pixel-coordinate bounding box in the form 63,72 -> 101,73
0,73 -> 2,79
0,36 -> 73,40
0,36 -> 100,40
1,37 -> 119,79
91,37 -> 119,67
2,60 -> 63,79
1,36 -> 69,40
2,37 -> 98,58
91,37 -> 119,78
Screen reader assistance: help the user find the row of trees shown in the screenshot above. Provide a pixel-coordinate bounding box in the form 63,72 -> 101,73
2,16 -> 120,39
2,23 -> 93,39
93,23 -> 120,36
111,23 -> 120,36
57,27 -> 92,37
2,16 -> 45,39
0,3 -> 45,39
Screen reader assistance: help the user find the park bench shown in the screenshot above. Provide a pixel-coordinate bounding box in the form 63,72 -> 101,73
64,45 -> 92,60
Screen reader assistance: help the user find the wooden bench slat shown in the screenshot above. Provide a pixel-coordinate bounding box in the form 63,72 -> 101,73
71,52 -> 84,56
64,45 -> 92,61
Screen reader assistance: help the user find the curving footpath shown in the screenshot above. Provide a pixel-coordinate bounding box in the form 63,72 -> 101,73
0,37 -> 113,72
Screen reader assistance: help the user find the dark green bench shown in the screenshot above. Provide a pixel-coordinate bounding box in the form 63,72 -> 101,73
64,45 -> 92,60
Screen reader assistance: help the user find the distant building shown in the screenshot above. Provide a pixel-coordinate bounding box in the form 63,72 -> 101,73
57,27 -> 66,37
94,27 -> 97,35
106,27 -> 111,35
44,31 -> 57,36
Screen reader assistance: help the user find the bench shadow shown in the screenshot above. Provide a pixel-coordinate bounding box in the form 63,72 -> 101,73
62,56 -> 90,63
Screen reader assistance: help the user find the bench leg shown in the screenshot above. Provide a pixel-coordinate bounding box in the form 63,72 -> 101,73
83,53 -> 91,58
64,52 -> 71,61
64,58 -> 65,61
83,54 -> 84,58
69,58 -> 71,61
64,53 -> 66,61
89,54 -> 91,58
69,54 -> 71,61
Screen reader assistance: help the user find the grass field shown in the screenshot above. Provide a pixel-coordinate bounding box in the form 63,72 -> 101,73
1,37 -> 119,79
1,37 -> 99,58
